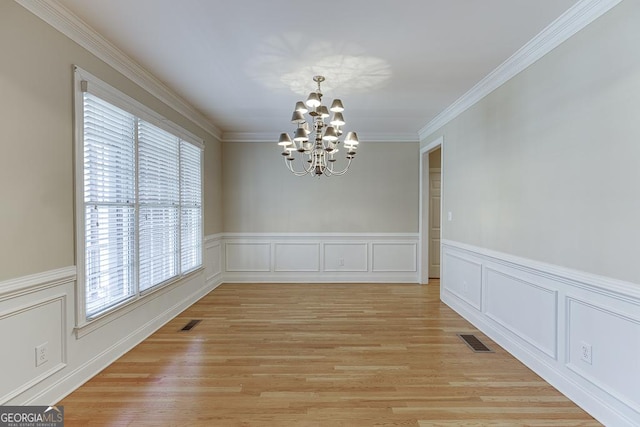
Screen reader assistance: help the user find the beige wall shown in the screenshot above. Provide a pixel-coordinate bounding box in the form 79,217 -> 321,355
422,1 -> 640,284
0,1 -> 222,281
222,141 -> 419,233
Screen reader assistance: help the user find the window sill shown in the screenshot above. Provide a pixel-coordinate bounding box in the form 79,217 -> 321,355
74,267 -> 204,339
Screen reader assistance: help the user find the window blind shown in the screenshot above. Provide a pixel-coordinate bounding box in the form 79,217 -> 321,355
180,141 -> 202,272
138,121 -> 180,291
79,77 -> 203,320
83,93 -> 137,317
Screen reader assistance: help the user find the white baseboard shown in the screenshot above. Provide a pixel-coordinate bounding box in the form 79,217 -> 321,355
441,239 -> 640,427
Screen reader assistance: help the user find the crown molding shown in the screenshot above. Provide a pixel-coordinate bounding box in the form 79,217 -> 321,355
15,0 -> 223,141
418,0 -> 623,141
222,132 -> 420,143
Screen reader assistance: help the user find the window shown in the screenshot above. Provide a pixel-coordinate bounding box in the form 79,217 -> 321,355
75,67 -> 203,322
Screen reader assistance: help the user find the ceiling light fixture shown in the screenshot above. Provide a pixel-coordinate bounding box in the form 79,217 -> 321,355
278,75 -> 359,177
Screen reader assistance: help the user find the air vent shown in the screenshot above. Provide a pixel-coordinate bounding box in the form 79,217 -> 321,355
180,319 -> 202,331
458,333 -> 493,353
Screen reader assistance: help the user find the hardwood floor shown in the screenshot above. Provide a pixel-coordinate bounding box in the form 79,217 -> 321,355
59,281 -> 601,426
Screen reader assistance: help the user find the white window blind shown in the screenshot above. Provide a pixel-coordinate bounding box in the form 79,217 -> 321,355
180,141 -> 202,272
138,121 -> 180,291
83,93 -> 137,317
79,73 -> 203,321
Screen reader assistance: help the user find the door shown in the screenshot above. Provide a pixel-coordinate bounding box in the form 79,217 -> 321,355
429,170 -> 441,278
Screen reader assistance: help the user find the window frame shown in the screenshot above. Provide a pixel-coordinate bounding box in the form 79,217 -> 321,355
73,66 -> 204,334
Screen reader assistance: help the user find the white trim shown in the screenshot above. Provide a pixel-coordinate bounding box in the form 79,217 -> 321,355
222,232 -> 418,239
15,0 -> 222,141
418,0 -> 623,140
0,266 -> 76,300
222,132 -> 419,143
75,66 -> 204,147
222,233 -> 420,283
442,239 -> 640,300
204,235 -> 223,285
565,296 -> 640,416
15,0 -> 620,144
73,67 -> 205,328
73,67 -> 88,328
0,294 -> 68,404
483,265 -> 559,360
440,239 -> 640,427
74,269 -> 204,339
204,233 -> 224,243
28,275 -> 221,406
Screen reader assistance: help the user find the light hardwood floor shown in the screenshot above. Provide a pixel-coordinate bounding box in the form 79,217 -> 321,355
59,281 -> 601,426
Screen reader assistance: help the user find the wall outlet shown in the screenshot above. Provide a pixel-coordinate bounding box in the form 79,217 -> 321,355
338,258 -> 345,267
35,342 -> 49,367
580,341 -> 592,365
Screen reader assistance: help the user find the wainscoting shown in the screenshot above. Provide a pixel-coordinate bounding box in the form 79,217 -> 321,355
7,233 -> 637,426
441,239 -> 640,427
222,233 -> 419,283
0,267 -> 73,404
0,236 -> 224,406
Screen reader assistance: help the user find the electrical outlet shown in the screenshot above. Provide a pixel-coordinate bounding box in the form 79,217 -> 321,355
338,258 -> 345,267
35,342 -> 49,367
580,341 -> 592,365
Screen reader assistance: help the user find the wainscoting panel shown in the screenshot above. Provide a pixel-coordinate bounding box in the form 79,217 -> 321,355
204,235 -> 222,285
484,267 -> 558,359
440,239 -> 640,427
0,295 -> 66,403
225,242 -> 270,272
371,242 -> 417,272
223,234 -> 419,283
0,267 -> 75,405
566,297 -> 640,416
274,243 -> 320,272
323,243 -> 368,272
442,251 -> 482,310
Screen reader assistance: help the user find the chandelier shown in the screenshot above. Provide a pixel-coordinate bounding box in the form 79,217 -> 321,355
278,75 -> 359,176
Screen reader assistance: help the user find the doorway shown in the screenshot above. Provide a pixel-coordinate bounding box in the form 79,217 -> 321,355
419,136 -> 443,284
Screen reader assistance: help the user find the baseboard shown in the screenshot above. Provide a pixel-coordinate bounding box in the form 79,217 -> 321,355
441,239 -> 640,427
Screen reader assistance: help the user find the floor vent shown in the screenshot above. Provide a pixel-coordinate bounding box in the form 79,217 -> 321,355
458,333 -> 493,353
180,319 -> 202,331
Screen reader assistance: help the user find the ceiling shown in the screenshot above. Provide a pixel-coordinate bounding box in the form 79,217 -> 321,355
55,0 -> 579,142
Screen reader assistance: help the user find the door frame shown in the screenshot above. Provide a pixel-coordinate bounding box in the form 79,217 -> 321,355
418,136 -> 443,284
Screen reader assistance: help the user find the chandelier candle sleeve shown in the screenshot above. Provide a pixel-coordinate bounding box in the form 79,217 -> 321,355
278,75 -> 360,177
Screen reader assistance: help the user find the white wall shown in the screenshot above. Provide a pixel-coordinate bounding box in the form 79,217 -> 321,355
428,0 -> 640,285
424,1 -> 640,425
